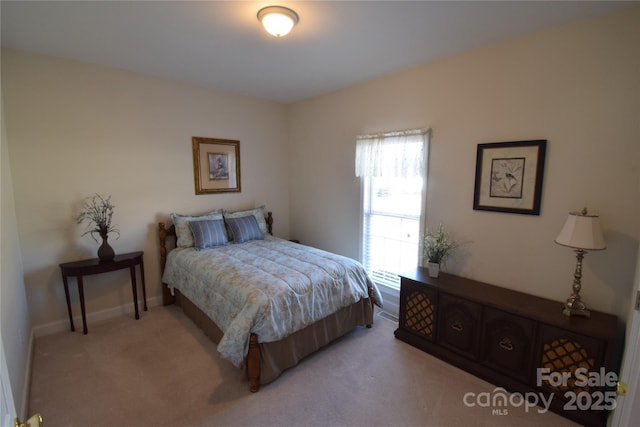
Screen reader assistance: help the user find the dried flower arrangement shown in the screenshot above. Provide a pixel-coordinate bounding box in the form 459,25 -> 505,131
76,194 -> 120,243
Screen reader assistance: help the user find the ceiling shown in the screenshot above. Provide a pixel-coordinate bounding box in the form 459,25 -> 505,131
1,1 -> 634,104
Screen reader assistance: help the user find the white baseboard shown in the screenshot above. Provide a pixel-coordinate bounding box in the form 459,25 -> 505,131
32,296 -> 163,337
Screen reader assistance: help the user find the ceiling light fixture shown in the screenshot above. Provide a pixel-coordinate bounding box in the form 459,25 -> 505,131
257,6 -> 299,38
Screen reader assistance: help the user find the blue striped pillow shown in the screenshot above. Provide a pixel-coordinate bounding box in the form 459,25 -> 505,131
225,215 -> 264,243
188,219 -> 229,250
171,210 -> 223,248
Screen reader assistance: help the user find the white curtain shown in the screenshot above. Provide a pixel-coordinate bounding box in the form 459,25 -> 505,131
355,128 -> 429,178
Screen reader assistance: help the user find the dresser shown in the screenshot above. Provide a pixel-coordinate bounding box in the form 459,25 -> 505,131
394,268 -> 622,427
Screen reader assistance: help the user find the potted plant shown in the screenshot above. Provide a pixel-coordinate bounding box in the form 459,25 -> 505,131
76,194 -> 120,262
423,224 -> 457,278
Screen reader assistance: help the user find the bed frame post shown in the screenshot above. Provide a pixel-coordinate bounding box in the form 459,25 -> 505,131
266,211 -> 273,235
159,222 -> 168,272
247,334 -> 261,392
366,286 -> 375,328
158,222 -> 176,306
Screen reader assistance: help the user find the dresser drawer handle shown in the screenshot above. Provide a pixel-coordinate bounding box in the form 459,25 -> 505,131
451,321 -> 463,332
499,338 -> 514,351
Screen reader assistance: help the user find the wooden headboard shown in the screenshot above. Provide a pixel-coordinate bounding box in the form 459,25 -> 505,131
158,211 -> 273,305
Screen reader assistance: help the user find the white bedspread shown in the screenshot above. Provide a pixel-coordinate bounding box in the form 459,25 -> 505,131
162,235 -> 382,367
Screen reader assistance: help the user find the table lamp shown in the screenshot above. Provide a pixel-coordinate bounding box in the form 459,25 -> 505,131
554,208 -> 606,317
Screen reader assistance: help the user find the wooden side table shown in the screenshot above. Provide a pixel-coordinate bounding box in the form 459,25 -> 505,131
59,251 -> 147,334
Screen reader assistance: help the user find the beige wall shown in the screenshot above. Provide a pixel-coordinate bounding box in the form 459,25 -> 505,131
288,9 -> 640,320
2,50 -> 291,329
2,7 -> 639,334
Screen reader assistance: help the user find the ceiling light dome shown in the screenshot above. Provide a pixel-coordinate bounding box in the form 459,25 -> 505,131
257,6 -> 299,38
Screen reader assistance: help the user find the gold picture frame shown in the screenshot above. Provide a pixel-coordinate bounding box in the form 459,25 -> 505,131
192,137 -> 241,194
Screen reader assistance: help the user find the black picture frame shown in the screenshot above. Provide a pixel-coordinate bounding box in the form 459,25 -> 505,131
473,140 -> 547,215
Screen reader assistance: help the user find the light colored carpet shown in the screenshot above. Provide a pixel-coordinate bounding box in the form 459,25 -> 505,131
29,306 -> 578,427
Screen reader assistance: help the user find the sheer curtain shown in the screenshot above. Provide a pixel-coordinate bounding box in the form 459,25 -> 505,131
356,128 -> 430,290
355,128 -> 428,179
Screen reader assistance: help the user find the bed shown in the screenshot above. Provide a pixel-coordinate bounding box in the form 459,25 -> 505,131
158,207 -> 382,392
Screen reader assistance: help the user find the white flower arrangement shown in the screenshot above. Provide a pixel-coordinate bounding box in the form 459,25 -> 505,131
423,224 -> 457,265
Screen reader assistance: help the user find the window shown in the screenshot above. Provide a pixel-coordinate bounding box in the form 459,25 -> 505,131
356,129 -> 429,290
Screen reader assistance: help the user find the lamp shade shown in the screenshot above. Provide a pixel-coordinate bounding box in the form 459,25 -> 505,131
555,211 -> 606,251
257,6 -> 299,37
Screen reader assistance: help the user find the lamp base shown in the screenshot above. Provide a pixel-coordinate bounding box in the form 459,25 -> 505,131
562,248 -> 591,318
562,297 -> 590,318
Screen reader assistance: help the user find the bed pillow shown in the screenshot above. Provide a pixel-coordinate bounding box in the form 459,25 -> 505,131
223,205 -> 268,236
225,215 -> 264,244
188,219 -> 229,250
171,210 -> 223,248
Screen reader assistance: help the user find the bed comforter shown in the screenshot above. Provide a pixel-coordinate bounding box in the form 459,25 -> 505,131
162,235 -> 382,366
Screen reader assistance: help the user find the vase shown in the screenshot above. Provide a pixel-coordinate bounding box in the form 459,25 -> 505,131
427,262 -> 440,278
97,232 -> 115,263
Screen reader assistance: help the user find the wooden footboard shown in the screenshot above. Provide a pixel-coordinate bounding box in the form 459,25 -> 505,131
247,334 -> 261,392
158,211 -> 273,392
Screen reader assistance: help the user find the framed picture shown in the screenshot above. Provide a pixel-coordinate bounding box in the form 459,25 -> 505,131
192,137 -> 241,194
473,140 -> 547,215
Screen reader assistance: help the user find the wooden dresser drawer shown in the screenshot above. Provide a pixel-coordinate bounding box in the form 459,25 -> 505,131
536,324 -> 606,395
482,307 -> 536,383
437,293 -> 481,359
398,278 -> 437,341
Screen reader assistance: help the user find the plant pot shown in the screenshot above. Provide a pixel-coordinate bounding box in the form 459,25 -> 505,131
427,262 -> 440,278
